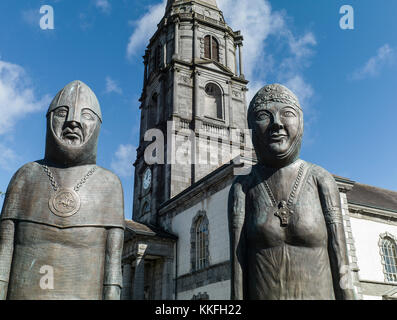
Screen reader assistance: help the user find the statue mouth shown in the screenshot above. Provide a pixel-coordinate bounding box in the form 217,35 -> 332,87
62,128 -> 83,145
269,133 -> 288,142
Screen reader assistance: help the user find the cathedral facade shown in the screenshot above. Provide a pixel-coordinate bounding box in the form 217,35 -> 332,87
121,0 -> 397,300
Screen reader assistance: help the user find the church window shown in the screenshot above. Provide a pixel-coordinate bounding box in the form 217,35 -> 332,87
204,35 -> 219,62
191,211 -> 209,271
204,83 -> 223,119
379,233 -> 397,283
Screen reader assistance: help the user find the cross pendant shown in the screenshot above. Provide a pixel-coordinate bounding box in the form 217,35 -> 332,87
274,200 -> 293,227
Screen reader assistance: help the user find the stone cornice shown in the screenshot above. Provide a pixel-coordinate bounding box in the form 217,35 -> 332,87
348,202 -> 397,224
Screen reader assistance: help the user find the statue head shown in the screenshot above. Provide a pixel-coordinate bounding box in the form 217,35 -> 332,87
44,80 -> 102,166
248,84 -> 303,168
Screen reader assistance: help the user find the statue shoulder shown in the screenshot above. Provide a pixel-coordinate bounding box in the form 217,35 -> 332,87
308,162 -> 338,189
94,166 -> 123,190
7,161 -> 43,186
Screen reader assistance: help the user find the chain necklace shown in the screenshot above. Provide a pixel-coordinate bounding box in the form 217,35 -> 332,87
42,165 -> 97,218
262,161 -> 305,227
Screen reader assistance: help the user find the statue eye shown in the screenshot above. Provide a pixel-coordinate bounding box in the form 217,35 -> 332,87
283,110 -> 295,117
82,112 -> 94,121
55,109 -> 67,118
255,111 -> 270,121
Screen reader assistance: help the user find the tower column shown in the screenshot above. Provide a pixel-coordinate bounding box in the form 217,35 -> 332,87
173,18 -> 180,59
224,34 -> 229,69
193,20 -> 199,62
161,257 -> 174,300
143,51 -> 149,87
193,69 -> 200,120
238,43 -> 244,78
172,67 -> 179,117
121,262 -> 132,300
234,45 -> 238,75
132,244 -> 147,300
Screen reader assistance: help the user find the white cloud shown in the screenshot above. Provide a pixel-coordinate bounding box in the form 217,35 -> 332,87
126,0 -> 167,58
21,9 -> 38,27
0,60 -> 51,135
95,0 -> 111,14
111,144 -> 136,178
0,143 -> 19,171
351,44 -> 395,80
284,75 -> 314,108
105,76 -> 122,95
218,0 -> 316,107
0,59 -> 50,171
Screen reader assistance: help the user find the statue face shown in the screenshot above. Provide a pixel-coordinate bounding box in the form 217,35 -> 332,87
51,106 -> 98,146
252,101 -> 301,157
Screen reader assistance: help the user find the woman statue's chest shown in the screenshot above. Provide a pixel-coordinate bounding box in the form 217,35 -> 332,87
246,168 -> 329,249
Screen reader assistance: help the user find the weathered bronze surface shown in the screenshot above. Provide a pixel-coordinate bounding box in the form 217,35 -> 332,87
228,84 -> 356,300
0,80 -> 125,300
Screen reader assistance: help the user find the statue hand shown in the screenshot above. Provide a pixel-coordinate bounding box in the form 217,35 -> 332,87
103,285 -> 121,300
0,281 -> 8,300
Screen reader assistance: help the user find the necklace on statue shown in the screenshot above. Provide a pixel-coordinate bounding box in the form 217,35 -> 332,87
262,162 -> 305,227
42,165 -> 97,218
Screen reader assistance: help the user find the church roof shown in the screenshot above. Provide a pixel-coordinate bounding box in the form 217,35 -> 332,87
125,220 -> 178,240
346,183 -> 397,213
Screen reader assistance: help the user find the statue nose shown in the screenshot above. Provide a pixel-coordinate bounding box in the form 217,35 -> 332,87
271,114 -> 284,130
67,120 -> 80,128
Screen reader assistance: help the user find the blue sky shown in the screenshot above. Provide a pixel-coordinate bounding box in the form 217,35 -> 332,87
0,0 -> 396,219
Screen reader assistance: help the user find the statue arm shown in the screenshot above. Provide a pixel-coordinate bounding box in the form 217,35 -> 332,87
0,219 -> 15,300
103,227 -> 124,300
228,179 -> 246,300
318,172 -> 356,300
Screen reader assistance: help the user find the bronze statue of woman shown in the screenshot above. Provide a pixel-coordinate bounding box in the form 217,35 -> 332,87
229,84 -> 356,300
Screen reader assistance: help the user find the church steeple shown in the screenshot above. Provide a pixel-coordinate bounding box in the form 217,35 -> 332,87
133,0 -> 249,226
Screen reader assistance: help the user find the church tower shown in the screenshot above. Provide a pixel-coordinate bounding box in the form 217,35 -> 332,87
133,0 -> 249,226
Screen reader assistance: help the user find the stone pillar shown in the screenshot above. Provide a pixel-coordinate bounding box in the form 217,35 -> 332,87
193,70 -> 200,120
238,43 -> 244,78
224,34 -> 229,69
172,67 -> 179,116
193,20 -> 199,62
339,190 -> 363,300
163,40 -> 167,68
173,19 -> 180,59
234,45 -> 238,75
161,257 -> 174,300
132,244 -> 147,300
121,263 -> 132,300
143,51 -> 149,87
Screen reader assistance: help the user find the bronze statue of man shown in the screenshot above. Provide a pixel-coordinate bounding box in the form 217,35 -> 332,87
229,84 -> 356,300
0,80 -> 125,300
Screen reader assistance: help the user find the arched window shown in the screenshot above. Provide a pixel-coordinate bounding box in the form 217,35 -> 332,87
190,211 -> 209,271
379,233 -> 397,283
204,83 -> 223,119
204,35 -> 219,62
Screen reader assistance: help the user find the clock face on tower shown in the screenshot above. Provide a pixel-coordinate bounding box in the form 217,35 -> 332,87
143,168 -> 152,190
